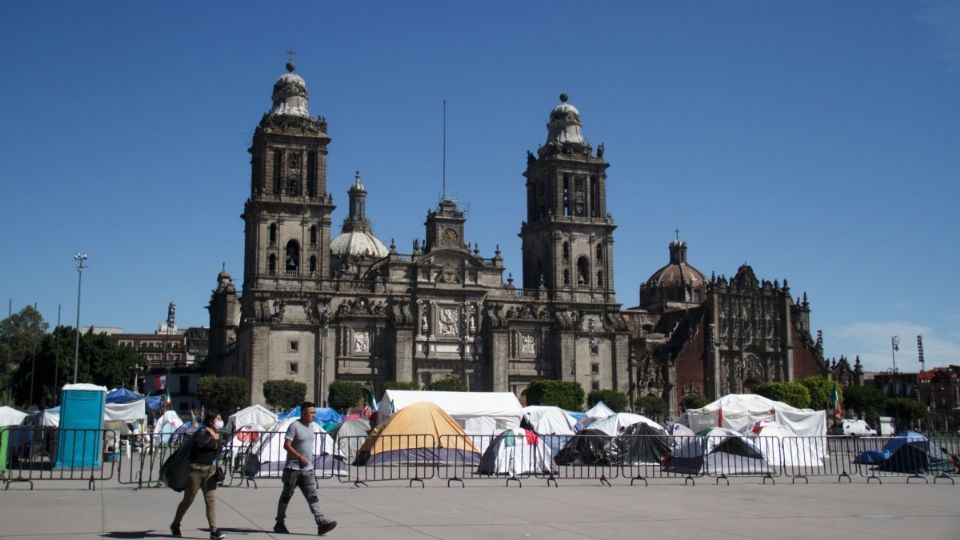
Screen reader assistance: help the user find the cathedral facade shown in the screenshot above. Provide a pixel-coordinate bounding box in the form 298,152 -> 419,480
208,63 -> 828,413
208,64 -> 631,406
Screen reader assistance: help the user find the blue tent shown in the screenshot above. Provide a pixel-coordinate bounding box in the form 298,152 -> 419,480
106,388 -> 143,404
855,431 -> 951,474
277,406 -> 342,430
145,396 -> 164,411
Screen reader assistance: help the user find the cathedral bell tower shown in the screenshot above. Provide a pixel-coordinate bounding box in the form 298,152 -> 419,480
242,62 -> 335,290
519,94 -> 616,301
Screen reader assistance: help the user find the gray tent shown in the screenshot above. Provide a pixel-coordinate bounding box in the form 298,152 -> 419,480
331,418 -> 371,466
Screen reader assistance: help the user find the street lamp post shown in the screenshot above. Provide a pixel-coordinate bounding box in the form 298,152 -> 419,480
72,253 -> 88,384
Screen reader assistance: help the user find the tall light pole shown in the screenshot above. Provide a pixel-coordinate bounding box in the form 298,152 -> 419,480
890,336 -> 899,375
72,253 -> 88,384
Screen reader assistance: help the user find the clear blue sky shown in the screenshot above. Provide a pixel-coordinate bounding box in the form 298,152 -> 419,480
1,1 -> 957,373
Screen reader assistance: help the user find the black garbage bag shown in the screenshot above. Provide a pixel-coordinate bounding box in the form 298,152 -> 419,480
160,439 -> 194,492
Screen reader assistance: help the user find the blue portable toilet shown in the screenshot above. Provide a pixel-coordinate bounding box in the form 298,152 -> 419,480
56,383 -> 107,469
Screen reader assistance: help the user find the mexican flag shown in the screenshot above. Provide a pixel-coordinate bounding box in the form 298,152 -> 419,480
830,384 -> 843,419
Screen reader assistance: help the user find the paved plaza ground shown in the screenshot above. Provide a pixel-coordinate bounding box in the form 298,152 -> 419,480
0,477 -> 956,540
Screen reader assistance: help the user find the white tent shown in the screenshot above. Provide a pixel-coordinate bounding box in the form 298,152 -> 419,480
664,427 -> 771,476
683,394 -> 826,437
577,401 -> 615,430
245,418 -> 343,477
478,428 -> 556,477
739,420 -> 825,467
586,413 -> 662,437
152,410 -> 183,445
522,406 -> 577,435
24,410 -> 59,427
104,400 -> 147,422
583,401 -> 615,420
0,406 -> 27,427
227,404 -> 277,431
378,390 -> 522,436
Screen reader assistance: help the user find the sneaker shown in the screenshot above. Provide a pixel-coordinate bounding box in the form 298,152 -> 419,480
273,522 -> 290,534
170,524 -> 181,537
210,530 -> 226,540
317,519 -> 338,536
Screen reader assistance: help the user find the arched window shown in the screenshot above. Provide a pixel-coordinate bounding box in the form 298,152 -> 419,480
562,242 -> 570,262
309,225 -> 317,246
309,255 -> 317,273
269,223 -> 277,245
596,244 -> 603,261
597,271 -> 604,288
577,257 -> 590,286
268,254 -> 277,275
285,240 -> 300,273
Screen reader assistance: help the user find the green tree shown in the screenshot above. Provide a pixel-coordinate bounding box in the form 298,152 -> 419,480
525,380 -> 584,411
328,380 -> 363,412
798,376 -> 835,410
681,392 -> 708,411
426,377 -> 467,392
636,395 -> 668,422
842,385 -> 886,422
263,379 -> 307,411
587,389 -> 628,412
752,382 -> 811,408
197,375 -> 249,414
0,306 -> 48,406
886,398 -> 927,430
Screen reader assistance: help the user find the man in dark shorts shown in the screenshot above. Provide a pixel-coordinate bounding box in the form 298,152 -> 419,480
274,402 -> 337,536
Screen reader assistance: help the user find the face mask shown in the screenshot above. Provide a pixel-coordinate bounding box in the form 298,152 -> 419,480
214,420 -> 224,431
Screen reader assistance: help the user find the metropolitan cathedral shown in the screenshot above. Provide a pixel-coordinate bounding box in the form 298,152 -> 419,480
208,63 -> 832,416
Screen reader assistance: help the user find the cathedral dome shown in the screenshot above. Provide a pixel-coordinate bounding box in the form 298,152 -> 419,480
330,230 -> 389,259
639,238 -> 707,310
546,93 -> 587,145
268,62 -> 310,118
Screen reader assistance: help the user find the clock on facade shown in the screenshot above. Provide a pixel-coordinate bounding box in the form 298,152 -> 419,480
442,227 -> 458,245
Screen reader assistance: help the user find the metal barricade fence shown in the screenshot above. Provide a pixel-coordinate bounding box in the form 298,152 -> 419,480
699,434 -> 778,485
856,434 -> 959,484
338,434 -> 437,487
545,433 -> 620,486
619,433 -> 697,486
224,429 -> 345,489
437,433 -> 555,487
116,430 -> 182,488
1,426 -> 116,490
778,435 -> 854,483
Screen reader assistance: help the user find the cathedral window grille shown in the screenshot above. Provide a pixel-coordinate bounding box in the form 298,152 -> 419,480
574,177 -> 586,216
288,362 -> 299,374
562,176 -> 570,216
285,240 -> 300,274
563,269 -> 570,286
309,225 -> 317,246
562,242 -> 570,262
591,380 -> 600,391
577,257 -> 590,286
307,151 -> 317,197
597,271 -> 604,288
309,255 -> 317,273
272,149 -> 283,195
286,177 -> 300,196
596,244 -> 603,261
268,254 -> 277,276
269,223 -> 278,246
288,154 -> 300,170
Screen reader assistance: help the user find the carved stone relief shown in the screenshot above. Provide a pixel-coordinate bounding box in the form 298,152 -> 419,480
438,307 -> 459,337
354,330 -> 370,353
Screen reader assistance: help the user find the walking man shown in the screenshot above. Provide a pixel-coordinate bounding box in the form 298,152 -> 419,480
274,402 -> 337,535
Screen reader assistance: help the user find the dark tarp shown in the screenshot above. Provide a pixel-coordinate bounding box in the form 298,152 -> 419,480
555,429 -> 620,466
618,422 -> 674,465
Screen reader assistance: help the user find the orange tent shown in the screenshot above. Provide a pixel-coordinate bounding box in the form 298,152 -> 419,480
354,402 -> 479,466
